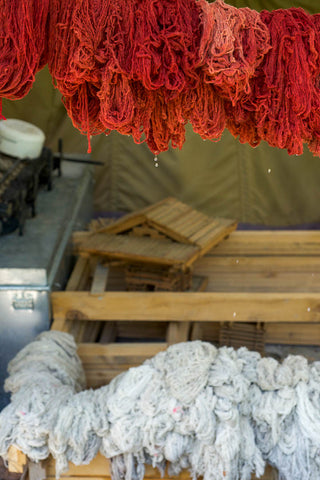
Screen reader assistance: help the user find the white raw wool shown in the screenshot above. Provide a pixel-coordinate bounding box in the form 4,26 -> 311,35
0,331 -> 320,480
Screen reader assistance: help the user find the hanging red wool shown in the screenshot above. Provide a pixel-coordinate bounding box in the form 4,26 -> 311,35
47,0 -> 108,146
98,0 -> 205,153
303,12 -> 320,157
127,0 -> 203,95
0,0 -> 49,115
227,8 -> 320,157
48,0 -> 206,154
198,0 -> 270,104
185,81 -> 226,141
189,0 -> 269,144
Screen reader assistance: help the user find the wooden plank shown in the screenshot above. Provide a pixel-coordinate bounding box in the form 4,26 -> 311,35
202,272 -> 320,293
99,322 -> 117,343
210,231 -> 320,256
7,446 -> 27,474
96,199 -> 174,235
190,322 -> 220,342
147,220 -> 195,245
52,291 -> 320,324
190,221 -> 237,259
115,321 -> 166,340
66,257 -> 90,292
46,454 -> 110,477
219,322 -> 265,353
265,323 -> 320,345
45,453 -> 276,480
145,199 -> 190,225
97,214 -> 146,234
190,219 -> 236,247
29,461 -> 46,480
90,264 -> 109,295
74,230 -> 320,257
194,256 -> 320,293
78,342 -> 167,365
64,257 -> 92,341
50,315 -> 69,332
164,209 -> 205,232
78,263 -> 110,342
195,255 -> 320,271
166,322 -> 190,344
47,477 -> 106,480
167,216 -> 212,240
78,233 -> 199,266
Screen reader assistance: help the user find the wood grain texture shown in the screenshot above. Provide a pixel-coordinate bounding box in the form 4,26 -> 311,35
44,453 -> 277,480
51,291 -> 320,323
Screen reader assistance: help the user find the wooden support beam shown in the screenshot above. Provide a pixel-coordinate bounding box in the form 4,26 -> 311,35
166,322 -> 190,344
52,291 -> 320,325
44,452 -> 276,480
29,461 -> 46,480
7,446 -> 27,474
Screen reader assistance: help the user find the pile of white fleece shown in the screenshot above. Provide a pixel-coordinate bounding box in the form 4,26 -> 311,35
0,331 -> 320,480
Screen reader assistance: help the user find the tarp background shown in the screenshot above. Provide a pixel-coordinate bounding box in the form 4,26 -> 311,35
2,0 -> 320,226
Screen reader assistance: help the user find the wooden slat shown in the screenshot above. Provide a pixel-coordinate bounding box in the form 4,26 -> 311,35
78,263 -> 110,342
91,264 -> 109,294
115,321 -> 166,340
194,255 -> 320,293
66,257 -> 90,292
210,231 -> 320,256
265,323 -> 320,344
195,255 -> 320,271
79,342 -> 168,388
167,216 -> 212,240
187,221 -> 219,245
164,209 -> 205,231
99,322 -> 117,343
190,220 -> 237,258
45,453 -> 276,480
29,461 -> 46,480
147,203 -> 188,226
166,322 -> 190,344
7,447 -> 27,474
74,230 -> 320,258
96,198 -> 174,234
64,257 -> 92,341
52,291 -> 320,324
97,214 -> 146,234
78,342 -> 167,365
190,322 -> 220,342
78,233 -> 199,266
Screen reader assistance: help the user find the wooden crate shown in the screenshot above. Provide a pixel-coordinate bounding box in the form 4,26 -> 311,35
51,230 -> 320,388
8,449 -> 277,480
8,230 -> 320,480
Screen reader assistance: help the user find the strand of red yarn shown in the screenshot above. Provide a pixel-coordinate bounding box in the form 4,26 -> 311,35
0,0 -> 49,118
45,0 -> 320,157
199,0 -> 270,104
98,0 -> 205,153
227,8 -> 320,156
185,0 -> 269,144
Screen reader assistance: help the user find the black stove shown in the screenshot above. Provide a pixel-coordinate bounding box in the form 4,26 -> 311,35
0,148 -> 53,235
